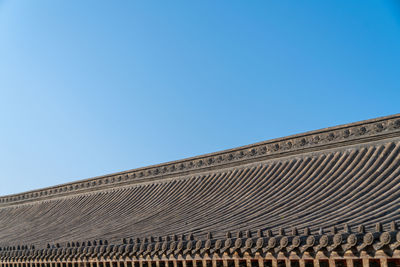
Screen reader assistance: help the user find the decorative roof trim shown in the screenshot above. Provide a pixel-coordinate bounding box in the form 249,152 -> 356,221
1,222 -> 399,259
1,114 -> 400,206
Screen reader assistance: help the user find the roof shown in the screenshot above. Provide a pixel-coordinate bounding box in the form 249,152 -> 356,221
1,114 -> 400,249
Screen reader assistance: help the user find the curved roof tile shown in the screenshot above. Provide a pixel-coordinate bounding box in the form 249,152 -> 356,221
0,114 -> 400,249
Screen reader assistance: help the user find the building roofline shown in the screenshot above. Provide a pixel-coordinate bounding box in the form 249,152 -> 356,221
1,113 -> 400,206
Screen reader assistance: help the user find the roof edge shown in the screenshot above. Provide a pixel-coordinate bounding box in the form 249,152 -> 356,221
0,221 -> 398,253
1,113 -> 400,206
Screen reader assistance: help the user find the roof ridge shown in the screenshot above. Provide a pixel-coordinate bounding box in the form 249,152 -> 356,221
1,113 -> 399,206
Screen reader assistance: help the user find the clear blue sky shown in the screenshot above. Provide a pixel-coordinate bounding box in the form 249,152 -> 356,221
0,1 -> 399,196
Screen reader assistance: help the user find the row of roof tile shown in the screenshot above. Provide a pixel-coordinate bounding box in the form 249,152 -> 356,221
2,223 -> 400,261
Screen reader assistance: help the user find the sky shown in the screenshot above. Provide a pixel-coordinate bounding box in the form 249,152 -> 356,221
0,1 -> 399,196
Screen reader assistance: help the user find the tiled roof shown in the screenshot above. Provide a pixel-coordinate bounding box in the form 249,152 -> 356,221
0,114 -> 400,250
